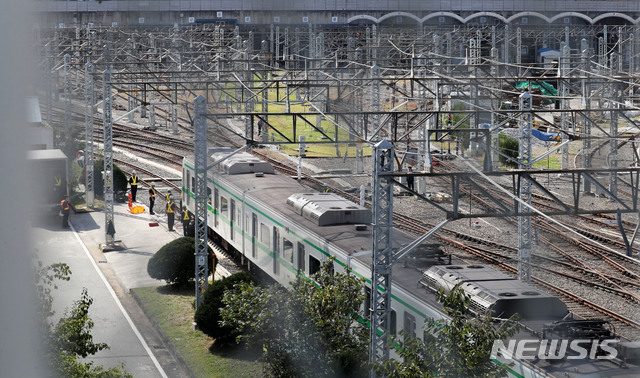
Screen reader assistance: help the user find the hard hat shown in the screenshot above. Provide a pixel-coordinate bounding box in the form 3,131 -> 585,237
168,189 -> 171,192
132,170 -> 136,174
151,182 -> 155,186
169,195 -> 173,199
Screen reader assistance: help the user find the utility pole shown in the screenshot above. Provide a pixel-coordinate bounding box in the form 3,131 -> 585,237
518,91 -> 533,283
194,95 -> 209,308
103,69 -> 115,247
369,140 -> 394,375
84,62 -> 95,207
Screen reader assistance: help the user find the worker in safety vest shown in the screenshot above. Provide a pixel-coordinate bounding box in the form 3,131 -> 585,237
166,195 -> 177,231
148,182 -> 157,215
129,170 -> 139,202
181,206 -> 191,236
60,195 -> 71,229
165,189 -> 172,202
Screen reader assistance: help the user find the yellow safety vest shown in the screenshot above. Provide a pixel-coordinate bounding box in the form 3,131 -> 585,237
167,201 -> 175,213
149,188 -> 156,199
61,200 -> 69,211
183,211 -> 190,221
131,175 -> 138,185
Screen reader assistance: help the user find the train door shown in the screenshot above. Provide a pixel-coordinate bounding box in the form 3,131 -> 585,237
214,188 -> 219,227
403,311 -> 416,342
390,310 -> 397,336
230,199 -> 235,241
272,227 -> 280,275
297,242 -> 305,274
251,213 -> 257,258
185,170 -> 191,207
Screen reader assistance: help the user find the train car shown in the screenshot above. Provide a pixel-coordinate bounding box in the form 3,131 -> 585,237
182,148 -> 632,377
182,149 -> 448,338
27,149 -> 68,215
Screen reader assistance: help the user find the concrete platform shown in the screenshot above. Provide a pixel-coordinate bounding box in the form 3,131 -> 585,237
31,201 -> 211,377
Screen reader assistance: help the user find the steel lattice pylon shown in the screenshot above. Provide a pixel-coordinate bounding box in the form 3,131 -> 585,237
561,45 -> 570,170
103,69 -> 115,246
84,62 -> 95,207
609,53 -> 620,196
369,140 -> 394,374
194,95 -> 209,308
518,92 -> 533,283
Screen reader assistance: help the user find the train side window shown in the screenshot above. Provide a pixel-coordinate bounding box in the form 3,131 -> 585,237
283,238 -> 293,264
273,227 -> 280,275
260,223 -> 270,247
403,311 -> 416,340
207,187 -> 212,205
186,170 -> 191,192
309,255 -> 320,276
221,196 -> 228,216
297,242 -> 305,272
390,310 -> 397,336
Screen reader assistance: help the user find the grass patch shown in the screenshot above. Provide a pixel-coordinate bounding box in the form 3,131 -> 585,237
533,155 -> 561,169
132,285 -> 262,378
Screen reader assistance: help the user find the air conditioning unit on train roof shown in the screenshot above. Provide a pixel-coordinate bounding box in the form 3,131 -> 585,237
287,193 -> 372,226
208,150 -> 274,175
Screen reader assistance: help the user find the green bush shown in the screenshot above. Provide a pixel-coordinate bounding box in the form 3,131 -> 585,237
194,272 -> 256,346
499,133 -> 519,168
92,159 -> 128,198
147,237 -> 217,285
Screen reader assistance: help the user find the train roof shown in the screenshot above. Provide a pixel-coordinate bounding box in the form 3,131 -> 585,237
187,153 -> 458,317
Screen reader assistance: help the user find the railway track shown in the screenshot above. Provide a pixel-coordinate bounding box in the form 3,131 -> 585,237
48,96 -> 640,340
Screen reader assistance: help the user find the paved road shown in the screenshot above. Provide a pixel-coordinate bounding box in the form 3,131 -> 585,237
33,202 -> 192,377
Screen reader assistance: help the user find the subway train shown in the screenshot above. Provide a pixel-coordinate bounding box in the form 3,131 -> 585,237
182,148 -> 632,376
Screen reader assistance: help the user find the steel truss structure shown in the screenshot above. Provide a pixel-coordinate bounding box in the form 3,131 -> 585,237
36,22 -> 640,365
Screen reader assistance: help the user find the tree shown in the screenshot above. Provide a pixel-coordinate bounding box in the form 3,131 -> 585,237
220,258 -> 368,377
375,286 -> 520,378
147,237 -> 216,285
92,159 -> 128,199
35,261 -> 133,377
499,133 -> 519,168
194,272 -> 256,346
